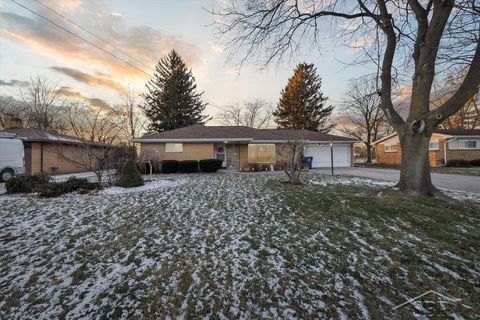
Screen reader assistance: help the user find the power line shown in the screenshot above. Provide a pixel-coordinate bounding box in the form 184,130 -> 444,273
30,0 -> 156,73
9,0 -> 153,78
10,0 -> 225,108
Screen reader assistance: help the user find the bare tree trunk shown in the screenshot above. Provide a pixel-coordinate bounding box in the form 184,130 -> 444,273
366,144 -> 372,163
397,132 -> 436,196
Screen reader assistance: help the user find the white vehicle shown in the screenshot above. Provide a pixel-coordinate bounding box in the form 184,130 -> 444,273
0,133 -> 26,181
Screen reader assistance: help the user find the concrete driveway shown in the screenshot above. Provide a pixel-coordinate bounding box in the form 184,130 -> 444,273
314,167 -> 480,194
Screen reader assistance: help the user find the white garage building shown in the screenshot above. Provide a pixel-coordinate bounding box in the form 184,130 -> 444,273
304,144 -> 353,168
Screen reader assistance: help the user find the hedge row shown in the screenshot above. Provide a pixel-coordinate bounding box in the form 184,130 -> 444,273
5,173 -> 100,197
446,159 -> 480,167
161,159 -> 222,174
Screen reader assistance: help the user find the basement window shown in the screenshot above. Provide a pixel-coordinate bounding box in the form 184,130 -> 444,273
384,145 -> 397,152
165,143 -> 183,153
248,144 -> 276,163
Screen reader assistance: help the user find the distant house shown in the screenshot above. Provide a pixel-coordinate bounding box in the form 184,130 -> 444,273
1,116 -> 110,175
374,129 -> 480,166
132,125 -> 357,170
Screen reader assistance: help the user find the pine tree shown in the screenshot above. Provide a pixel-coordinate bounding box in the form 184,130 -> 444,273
142,50 -> 209,132
274,63 -> 334,132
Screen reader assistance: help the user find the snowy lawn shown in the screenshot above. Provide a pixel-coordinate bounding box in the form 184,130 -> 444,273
1,172 -> 479,319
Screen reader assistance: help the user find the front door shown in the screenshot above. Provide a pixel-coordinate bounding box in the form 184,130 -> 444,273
215,144 -> 226,168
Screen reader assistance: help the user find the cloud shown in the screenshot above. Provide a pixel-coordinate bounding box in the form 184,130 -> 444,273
0,79 -> 29,87
0,7 -> 201,85
55,86 -> 112,110
51,66 -> 125,93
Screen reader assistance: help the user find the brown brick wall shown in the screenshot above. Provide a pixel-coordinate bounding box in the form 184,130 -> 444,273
140,143 -> 215,162
376,143 -> 402,165
447,149 -> 480,162
239,144 -> 248,170
29,142 -> 105,175
226,144 -> 240,170
376,139 -> 480,167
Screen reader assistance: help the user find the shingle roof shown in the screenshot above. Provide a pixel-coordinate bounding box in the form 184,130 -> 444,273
434,128 -> 480,136
1,128 -> 110,147
373,128 -> 480,144
136,125 -> 356,142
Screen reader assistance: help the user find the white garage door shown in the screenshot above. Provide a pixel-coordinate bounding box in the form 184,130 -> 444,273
304,145 -> 351,168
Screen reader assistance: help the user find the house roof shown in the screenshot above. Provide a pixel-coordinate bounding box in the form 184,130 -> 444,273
1,128 -> 110,147
134,125 -> 357,143
373,128 -> 480,145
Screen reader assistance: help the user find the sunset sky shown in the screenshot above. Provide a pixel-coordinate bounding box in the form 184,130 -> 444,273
0,0 -> 375,123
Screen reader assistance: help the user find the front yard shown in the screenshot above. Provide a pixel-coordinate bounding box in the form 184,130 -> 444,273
1,173 -> 479,319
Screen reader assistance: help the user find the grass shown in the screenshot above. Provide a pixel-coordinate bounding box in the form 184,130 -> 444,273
361,162 -> 480,176
0,172 -> 478,319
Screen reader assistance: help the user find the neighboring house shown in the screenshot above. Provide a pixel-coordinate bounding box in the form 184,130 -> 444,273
132,125 -> 357,170
1,116 -> 110,175
374,129 -> 480,166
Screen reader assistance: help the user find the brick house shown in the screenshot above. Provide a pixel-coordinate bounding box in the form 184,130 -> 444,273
374,129 -> 480,166
132,125 -> 357,170
2,117 -> 110,175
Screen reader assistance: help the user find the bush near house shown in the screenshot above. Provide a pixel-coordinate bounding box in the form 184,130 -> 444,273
446,159 -> 471,167
39,177 -> 100,198
116,160 -> 144,188
199,159 -> 223,173
178,160 -> 199,173
161,160 -> 178,174
470,159 -> 480,167
5,173 -> 51,194
6,174 -> 100,197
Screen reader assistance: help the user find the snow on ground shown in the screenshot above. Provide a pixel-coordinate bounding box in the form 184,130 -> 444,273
0,172 -> 478,319
101,177 -> 187,194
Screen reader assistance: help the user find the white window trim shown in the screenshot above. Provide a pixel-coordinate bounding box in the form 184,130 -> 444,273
429,142 -> 440,151
384,145 -> 397,153
457,140 -> 478,150
165,143 -> 183,153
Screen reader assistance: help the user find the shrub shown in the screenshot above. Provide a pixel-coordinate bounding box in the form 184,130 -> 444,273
470,159 -> 480,167
161,160 -> 178,174
116,160 -> 144,188
39,178 -> 100,198
199,159 -> 223,172
446,159 -> 471,167
6,173 -> 51,194
177,160 -> 199,173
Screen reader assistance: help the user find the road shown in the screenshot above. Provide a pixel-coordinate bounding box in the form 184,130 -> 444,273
314,167 -> 480,194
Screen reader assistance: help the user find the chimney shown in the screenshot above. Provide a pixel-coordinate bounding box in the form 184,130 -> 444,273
3,115 -> 23,129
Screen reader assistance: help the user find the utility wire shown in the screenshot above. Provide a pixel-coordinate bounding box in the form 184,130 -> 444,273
30,0 -> 156,73
10,0 -> 153,78
10,0 -> 224,108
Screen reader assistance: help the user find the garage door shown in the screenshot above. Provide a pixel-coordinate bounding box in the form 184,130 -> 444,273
304,145 -> 351,168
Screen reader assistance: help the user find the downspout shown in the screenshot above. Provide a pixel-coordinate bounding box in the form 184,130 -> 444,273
40,143 -> 44,173
442,137 -> 456,166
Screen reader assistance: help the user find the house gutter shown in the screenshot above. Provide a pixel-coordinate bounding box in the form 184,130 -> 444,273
130,138 -> 254,143
131,138 -> 358,144
442,137 -> 457,166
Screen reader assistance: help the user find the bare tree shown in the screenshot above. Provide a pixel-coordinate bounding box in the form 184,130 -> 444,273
432,69 -> 480,129
212,0 -> 480,196
218,99 -> 273,128
64,100 -> 125,145
0,96 -> 26,128
19,76 -> 66,132
119,85 -> 146,141
338,77 -> 393,163
278,131 -> 306,184
56,142 -> 110,184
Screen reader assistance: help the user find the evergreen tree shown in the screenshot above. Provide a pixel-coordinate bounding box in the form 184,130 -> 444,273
274,63 -> 334,132
142,50 -> 209,132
